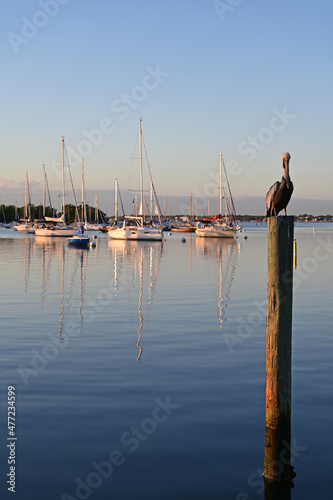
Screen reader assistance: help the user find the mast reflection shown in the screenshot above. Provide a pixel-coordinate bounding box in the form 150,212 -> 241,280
33,238 -> 88,346
23,236 -> 33,297
195,238 -> 239,330
108,240 -> 163,361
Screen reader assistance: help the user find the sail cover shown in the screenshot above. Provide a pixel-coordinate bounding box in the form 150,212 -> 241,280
44,214 -> 65,223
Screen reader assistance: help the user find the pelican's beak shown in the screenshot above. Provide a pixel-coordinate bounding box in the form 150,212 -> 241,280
284,159 -> 290,188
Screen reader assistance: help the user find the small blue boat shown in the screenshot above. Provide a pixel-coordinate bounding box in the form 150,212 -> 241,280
67,225 -> 90,247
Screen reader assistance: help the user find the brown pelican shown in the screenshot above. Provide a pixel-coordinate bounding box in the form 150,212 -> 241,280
265,152 -> 293,217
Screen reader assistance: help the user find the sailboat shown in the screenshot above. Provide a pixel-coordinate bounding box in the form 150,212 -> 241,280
0,201 -> 12,228
41,161 -> 57,220
106,178 -> 120,233
67,159 -> 90,247
85,195 -> 104,231
25,173 -> 36,232
171,193 -> 197,232
14,170 -> 35,232
195,152 -> 239,239
67,224 -> 90,247
0,203 -> 6,226
35,137 -> 75,237
108,119 -> 164,241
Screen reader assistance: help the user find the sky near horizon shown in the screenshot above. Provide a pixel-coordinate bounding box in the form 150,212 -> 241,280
1,0 -> 332,210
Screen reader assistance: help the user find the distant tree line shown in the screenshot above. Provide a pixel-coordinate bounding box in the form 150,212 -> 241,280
0,204 -> 107,223
236,215 -> 265,222
298,214 -> 332,221
236,214 -> 333,222
1,204 -> 332,223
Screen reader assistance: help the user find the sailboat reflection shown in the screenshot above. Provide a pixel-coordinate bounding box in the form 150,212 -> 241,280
33,238 -> 88,345
108,240 -> 163,360
195,237 -> 239,330
23,236 -> 33,297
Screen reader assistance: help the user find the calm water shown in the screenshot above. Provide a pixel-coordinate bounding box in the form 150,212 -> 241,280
0,223 -> 332,500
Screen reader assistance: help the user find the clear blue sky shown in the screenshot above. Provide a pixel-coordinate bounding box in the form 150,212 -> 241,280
1,0 -> 332,207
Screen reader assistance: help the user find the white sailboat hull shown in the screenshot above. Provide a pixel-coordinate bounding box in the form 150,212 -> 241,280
108,226 -> 163,241
35,227 -> 75,237
15,224 -> 30,232
195,226 -> 236,238
85,224 -> 103,231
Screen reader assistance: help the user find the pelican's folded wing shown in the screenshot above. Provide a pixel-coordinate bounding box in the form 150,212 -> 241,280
265,181 -> 280,216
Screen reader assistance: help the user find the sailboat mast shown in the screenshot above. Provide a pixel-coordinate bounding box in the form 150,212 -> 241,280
115,178 -> 118,222
28,176 -> 32,220
81,158 -> 84,222
219,152 -> 228,220
15,201 -> 19,221
1,204 -> 6,224
61,136 -> 65,220
222,155 -> 238,224
139,119 -> 144,222
25,170 -> 32,220
94,195 -> 98,223
150,181 -> 153,221
42,162 -> 46,217
44,167 -> 54,217
81,157 -> 87,225
224,162 -> 228,221
219,152 -> 222,218
24,170 -> 28,219
190,193 -> 193,223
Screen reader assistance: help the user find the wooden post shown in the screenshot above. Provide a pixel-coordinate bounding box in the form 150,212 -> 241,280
264,478 -> 292,500
264,216 -> 296,482
293,239 -> 297,269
